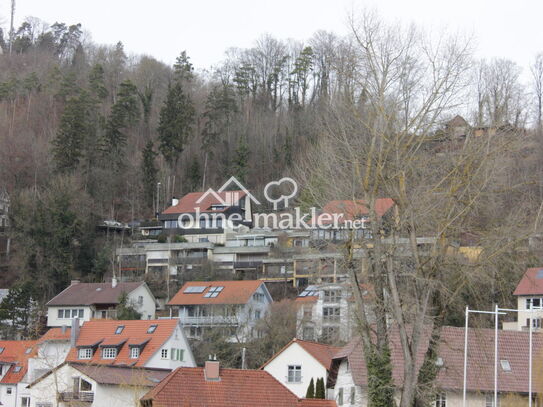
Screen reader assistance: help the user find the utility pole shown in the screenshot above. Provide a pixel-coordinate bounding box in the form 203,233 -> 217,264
9,0 -> 15,55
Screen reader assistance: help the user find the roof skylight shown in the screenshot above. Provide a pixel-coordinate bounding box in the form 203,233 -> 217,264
204,286 -> 224,298
115,325 -> 125,335
500,360 -> 511,372
147,324 -> 158,334
184,286 -> 207,294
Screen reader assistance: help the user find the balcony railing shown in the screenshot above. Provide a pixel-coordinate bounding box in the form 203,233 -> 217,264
58,392 -> 94,403
180,316 -> 239,325
94,309 -> 118,319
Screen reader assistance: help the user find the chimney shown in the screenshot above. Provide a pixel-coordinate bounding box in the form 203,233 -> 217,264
70,280 -> 80,285
112,277 -> 118,288
172,197 -> 179,206
204,357 -> 220,381
70,318 -> 80,347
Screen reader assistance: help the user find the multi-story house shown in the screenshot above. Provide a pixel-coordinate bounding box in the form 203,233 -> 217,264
158,189 -> 253,244
0,340 -> 37,407
503,267 -> 543,331
167,280 -> 273,341
140,359 -> 337,407
261,338 -> 340,398
296,284 -> 365,343
65,319 -> 195,369
330,326 -> 543,407
46,279 -> 156,327
27,327 -> 72,383
28,362 -> 169,407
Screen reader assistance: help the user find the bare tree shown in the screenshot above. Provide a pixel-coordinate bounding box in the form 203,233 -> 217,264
531,53 -> 543,130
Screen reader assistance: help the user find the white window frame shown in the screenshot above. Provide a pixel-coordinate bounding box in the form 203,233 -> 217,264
161,349 -> 168,359
287,365 -> 301,383
102,347 -> 117,359
130,347 -> 140,359
436,393 -> 446,407
78,348 -> 93,359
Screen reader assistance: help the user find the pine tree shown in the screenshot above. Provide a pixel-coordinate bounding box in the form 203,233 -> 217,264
173,50 -> 194,82
315,377 -> 325,399
88,63 -> 108,100
157,81 -> 195,168
186,157 -> 202,192
141,141 -> 158,209
231,136 -> 250,183
305,378 -> 315,398
52,90 -> 93,173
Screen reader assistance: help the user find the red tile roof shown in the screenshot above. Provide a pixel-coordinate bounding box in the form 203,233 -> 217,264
162,190 -> 247,215
513,267 -> 543,295
313,198 -> 394,225
0,340 -> 37,384
65,319 -> 179,367
168,280 -> 266,306
47,281 -> 146,306
334,326 -> 543,393
141,367 -> 336,407
261,338 -> 340,371
38,327 -> 71,343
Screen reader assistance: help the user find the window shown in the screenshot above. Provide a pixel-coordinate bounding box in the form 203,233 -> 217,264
436,393 -> 446,407
189,326 -> 202,337
255,310 -> 261,319
13,366 -> 21,373
0,347 -> 4,354
102,347 -> 117,359
25,347 -> 32,354
147,324 -> 158,334
138,295 -> 144,305
80,378 -> 92,391
6,387 -> 12,394
253,293 -> 265,302
171,348 -> 185,361
78,348 -> 92,359
115,325 -> 125,334
323,307 -> 341,322
350,387 -> 356,404
21,397 -> 30,407
527,318 -> 542,328
485,394 -> 500,407
500,360 -> 511,372
287,365 -> 301,383
527,297 -> 543,310
303,327 -> 315,341
337,387 -> 344,405
58,308 -> 84,319
161,349 -> 168,359
323,326 -> 339,341
204,286 -> 224,298
130,347 -> 140,359
324,290 -> 341,303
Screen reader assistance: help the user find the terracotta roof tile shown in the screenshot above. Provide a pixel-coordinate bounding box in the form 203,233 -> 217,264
141,367 -> 336,407
0,340 -> 38,384
70,363 -> 170,386
335,326 -> 543,393
65,319 -> 179,367
168,280 -> 265,306
313,198 -> 394,225
47,281 -> 146,306
162,190 -> 247,215
38,327 -> 71,342
513,267 -> 543,295
261,338 -> 340,371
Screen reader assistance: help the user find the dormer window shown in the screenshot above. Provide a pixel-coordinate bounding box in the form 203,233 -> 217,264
78,348 -> 93,359
130,347 -> 140,359
115,325 -> 125,334
102,347 -> 117,359
147,324 -> 158,334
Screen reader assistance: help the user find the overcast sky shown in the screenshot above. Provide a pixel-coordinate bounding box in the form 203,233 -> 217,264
1,0 -> 542,75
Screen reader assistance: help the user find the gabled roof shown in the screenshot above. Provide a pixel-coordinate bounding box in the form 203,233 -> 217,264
333,326 -> 543,393
47,281 -> 147,306
0,340 -> 37,384
513,267 -> 543,295
65,319 -> 181,367
261,338 -> 340,371
140,367 -> 336,407
161,190 -> 247,215
27,362 -> 170,388
168,280 -> 268,306
314,198 -> 394,225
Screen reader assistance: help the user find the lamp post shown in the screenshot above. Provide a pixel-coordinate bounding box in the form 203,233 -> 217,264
156,182 -> 161,219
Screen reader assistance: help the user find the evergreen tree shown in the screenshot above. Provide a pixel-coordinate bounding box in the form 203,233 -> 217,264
115,292 -> 142,320
231,136 -> 250,183
52,90 -> 93,173
315,377 -> 325,399
173,50 -> 194,82
186,157 -> 202,192
305,378 -> 315,398
88,63 -> 108,100
141,140 -> 158,209
157,81 -> 195,168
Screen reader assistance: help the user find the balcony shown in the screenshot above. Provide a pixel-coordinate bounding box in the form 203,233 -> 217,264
180,316 -> 239,326
58,392 -> 94,403
234,261 -> 263,269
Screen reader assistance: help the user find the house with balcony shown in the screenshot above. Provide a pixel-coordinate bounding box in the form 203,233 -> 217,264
28,362 -> 170,407
46,279 -> 156,327
158,189 -> 254,244
261,338 -> 340,398
65,319 -> 195,369
503,267 -> 543,331
167,280 -> 273,341
295,284 -> 365,343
